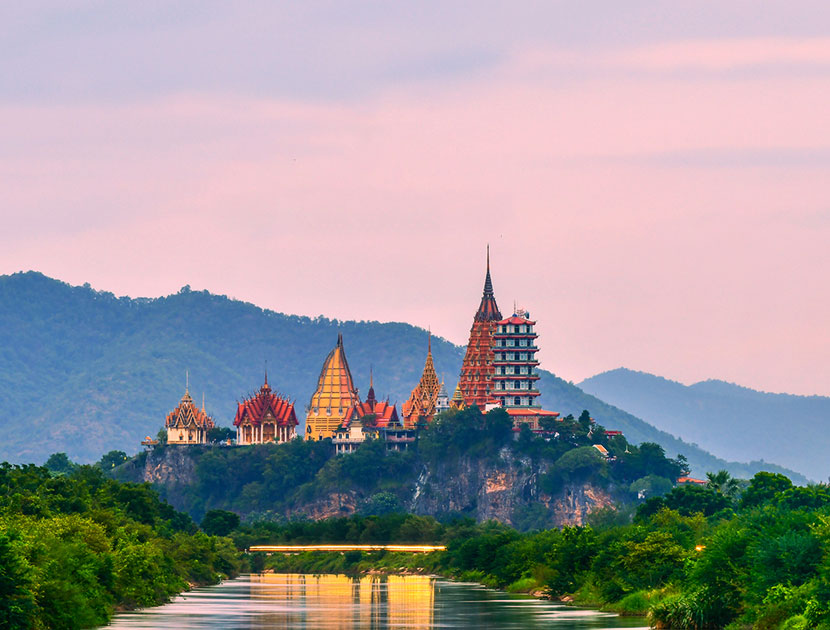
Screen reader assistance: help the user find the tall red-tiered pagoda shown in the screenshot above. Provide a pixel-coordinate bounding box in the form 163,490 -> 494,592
458,247 -> 502,408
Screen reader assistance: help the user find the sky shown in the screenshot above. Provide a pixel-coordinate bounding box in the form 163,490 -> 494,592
2,2 -> 830,395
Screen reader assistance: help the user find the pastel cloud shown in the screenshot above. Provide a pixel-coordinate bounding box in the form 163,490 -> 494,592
2,4 -> 830,395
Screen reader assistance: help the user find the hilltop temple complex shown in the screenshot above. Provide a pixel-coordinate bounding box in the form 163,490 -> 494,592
234,374 -> 298,444
161,246 -> 609,449
165,387 -> 215,445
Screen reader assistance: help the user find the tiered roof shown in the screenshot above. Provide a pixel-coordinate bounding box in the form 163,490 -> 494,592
402,334 -> 442,427
305,333 -> 361,439
233,374 -> 297,428
166,389 -> 215,431
458,247 -> 502,408
341,372 -> 399,428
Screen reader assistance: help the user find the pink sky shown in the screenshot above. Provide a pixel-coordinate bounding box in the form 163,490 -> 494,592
2,3 -> 830,395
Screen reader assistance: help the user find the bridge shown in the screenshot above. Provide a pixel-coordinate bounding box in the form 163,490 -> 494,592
248,544 -> 446,554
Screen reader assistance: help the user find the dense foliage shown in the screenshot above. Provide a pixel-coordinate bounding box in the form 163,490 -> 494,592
0,271 -> 803,482
0,463 -> 242,630
252,471 -> 830,630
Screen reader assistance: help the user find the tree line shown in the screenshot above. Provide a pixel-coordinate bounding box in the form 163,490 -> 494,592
0,462 -> 242,630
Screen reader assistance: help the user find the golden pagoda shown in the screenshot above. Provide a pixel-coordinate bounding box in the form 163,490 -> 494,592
305,333 -> 361,440
402,333 -> 442,427
449,382 -> 466,410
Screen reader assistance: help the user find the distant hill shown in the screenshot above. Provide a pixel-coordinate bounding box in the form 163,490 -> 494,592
0,272 -> 808,483
580,368 -> 829,482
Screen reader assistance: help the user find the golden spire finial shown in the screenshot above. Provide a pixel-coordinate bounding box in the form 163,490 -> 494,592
186,369 -> 189,394
428,327 -> 432,354
202,392 -> 205,412
370,365 -> 373,389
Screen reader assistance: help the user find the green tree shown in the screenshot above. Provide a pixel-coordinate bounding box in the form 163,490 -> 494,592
206,427 -> 235,443
201,509 -> 241,537
629,474 -> 673,499
740,471 -> 793,509
360,492 -> 403,516
44,452 -> 77,475
0,532 -> 35,629
706,470 -> 740,498
97,450 -> 129,470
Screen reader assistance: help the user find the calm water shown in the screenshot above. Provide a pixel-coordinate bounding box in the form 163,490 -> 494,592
102,574 -> 650,630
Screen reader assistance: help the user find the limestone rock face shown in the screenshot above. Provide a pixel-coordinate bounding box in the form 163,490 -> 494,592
410,446 -> 616,528
143,446 -> 199,486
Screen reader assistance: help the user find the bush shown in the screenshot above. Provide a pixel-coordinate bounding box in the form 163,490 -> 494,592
201,509 -> 241,537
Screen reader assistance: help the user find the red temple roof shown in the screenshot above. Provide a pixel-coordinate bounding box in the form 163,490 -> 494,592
497,315 -> 536,326
341,399 -> 399,429
234,378 -> 298,428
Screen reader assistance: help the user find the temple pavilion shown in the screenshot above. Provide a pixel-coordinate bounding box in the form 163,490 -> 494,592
401,334 -> 442,427
305,333 -> 361,440
234,374 -> 298,444
165,387 -> 215,445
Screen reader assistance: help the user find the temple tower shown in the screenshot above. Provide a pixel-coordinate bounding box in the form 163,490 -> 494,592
402,333 -> 442,427
457,247 -> 502,408
305,333 -> 360,440
492,308 -> 541,408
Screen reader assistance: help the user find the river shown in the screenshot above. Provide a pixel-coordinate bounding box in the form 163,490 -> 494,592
102,573 -> 650,629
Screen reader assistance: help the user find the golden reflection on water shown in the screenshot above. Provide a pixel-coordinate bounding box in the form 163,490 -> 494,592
247,574 -> 434,629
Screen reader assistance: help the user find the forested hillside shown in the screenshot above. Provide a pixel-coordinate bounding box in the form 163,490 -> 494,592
0,272 -> 806,482
580,368 -> 830,481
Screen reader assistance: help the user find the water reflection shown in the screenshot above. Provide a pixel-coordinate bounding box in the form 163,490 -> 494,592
102,573 -> 650,630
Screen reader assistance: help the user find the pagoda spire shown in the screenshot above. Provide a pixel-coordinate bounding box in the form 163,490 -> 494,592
262,361 -> 272,393
366,367 -> 376,409
483,244 -> 493,295
475,246 -> 501,322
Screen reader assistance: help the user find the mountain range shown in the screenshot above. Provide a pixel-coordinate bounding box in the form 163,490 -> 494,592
0,271 -> 809,483
580,368 -> 829,482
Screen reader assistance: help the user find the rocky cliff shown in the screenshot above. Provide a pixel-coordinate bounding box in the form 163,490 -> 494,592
410,446 -> 616,527
118,444 -> 619,529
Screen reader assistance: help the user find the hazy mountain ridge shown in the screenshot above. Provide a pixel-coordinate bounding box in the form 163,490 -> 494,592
579,367 -> 829,481
0,272 -> 808,483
